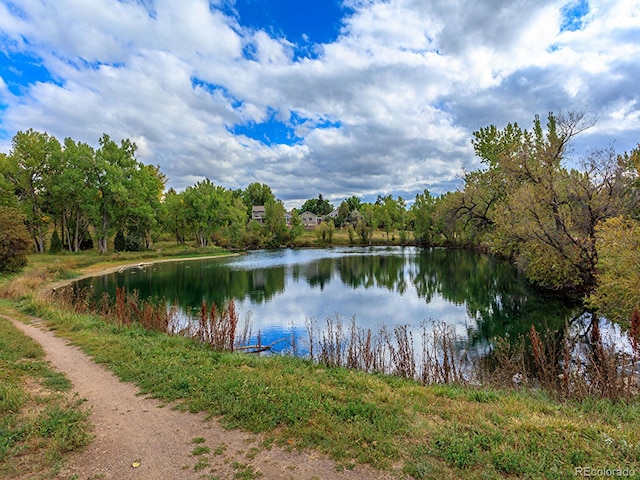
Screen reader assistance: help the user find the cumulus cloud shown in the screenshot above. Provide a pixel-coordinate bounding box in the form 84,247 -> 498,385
0,0 -> 638,207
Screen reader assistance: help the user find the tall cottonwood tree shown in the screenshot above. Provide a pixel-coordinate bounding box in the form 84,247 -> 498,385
92,134 -> 139,253
182,179 -> 245,248
242,182 -> 275,214
48,138 -> 96,252
0,153 -> 18,208
5,129 -> 61,252
411,189 -> 436,246
121,163 -> 166,249
261,198 -> 288,247
162,188 -> 189,244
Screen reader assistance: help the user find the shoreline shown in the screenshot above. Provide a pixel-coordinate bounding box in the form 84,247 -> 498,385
48,252 -> 242,291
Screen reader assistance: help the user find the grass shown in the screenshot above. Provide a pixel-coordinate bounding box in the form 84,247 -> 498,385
1,247 -> 640,478
0,305 -> 91,479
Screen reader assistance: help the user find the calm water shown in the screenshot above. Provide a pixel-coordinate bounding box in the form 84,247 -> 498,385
75,247 -> 580,354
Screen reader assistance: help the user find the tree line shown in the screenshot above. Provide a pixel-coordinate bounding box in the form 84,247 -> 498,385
1,113 -> 639,326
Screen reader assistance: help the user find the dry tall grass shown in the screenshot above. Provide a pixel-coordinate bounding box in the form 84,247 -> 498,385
50,285 -> 640,401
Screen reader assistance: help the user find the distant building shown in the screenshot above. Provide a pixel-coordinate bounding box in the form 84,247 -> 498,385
251,206 -> 266,223
253,206 -> 320,228
300,211 -> 321,227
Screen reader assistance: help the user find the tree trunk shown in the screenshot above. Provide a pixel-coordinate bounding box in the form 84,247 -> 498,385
63,213 -> 73,252
73,210 -> 81,253
98,210 -> 108,254
35,225 -> 45,253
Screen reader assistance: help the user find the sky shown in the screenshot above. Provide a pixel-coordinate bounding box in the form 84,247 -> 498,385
0,0 -> 639,208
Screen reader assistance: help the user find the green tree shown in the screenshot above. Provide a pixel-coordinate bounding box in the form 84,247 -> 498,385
589,216 -> 640,326
345,195 -> 362,213
183,179 -> 223,247
220,196 -> 248,248
0,206 -> 32,274
347,224 -> 356,244
315,221 -> 335,245
336,201 -> 350,227
411,189 -> 436,246
5,129 -> 61,252
162,188 -> 189,244
431,191 -> 466,246
375,195 -> 406,242
182,179 -> 243,248
92,134 -> 139,254
261,198 -> 288,247
288,209 -> 304,244
122,164 -> 166,249
48,138 -> 96,252
300,194 -> 333,216
0,153 -> 17,207
242,182 -> 275,216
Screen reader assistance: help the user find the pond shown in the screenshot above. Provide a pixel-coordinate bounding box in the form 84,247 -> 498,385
75,246 -> 581,359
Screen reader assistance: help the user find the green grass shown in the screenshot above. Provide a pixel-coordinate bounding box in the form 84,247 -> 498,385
2,250 -> 640,479
0,312 -> 91,479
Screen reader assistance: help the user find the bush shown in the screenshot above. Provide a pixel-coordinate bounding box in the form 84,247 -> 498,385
0,207 -> 32,274
114,230 -> 126,252
124,233 -> 143,252
49,230 -> 62,254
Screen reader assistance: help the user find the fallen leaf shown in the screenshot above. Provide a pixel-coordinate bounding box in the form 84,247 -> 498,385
132,460 -> 141,468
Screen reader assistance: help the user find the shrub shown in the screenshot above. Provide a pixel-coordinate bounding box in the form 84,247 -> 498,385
0,206 -> 32,274
124,233 -> 143,252
49,230 -> 62,254
114,229 -> 126,252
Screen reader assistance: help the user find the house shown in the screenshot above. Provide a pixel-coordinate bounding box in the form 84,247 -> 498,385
300,211 -> 321,227
251,206 -> 266,223
252,206 -> 319,228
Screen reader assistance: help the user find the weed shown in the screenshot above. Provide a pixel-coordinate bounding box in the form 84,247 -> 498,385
213,444 -> 227,455
192,445 -> 211,456
36,402 -> 92,453
193,457 -> 211,471
246,446 -> 260,460
232,461 -> 262,479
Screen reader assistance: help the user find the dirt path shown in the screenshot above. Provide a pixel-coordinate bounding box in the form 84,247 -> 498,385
8,316 -> 394,480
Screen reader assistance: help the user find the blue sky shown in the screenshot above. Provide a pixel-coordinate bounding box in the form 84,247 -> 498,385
0,0 -> 639,208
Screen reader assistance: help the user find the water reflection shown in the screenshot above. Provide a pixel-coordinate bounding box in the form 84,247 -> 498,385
76,247 -> 578,353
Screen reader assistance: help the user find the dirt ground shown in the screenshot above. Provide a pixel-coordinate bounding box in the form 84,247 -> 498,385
8,316 -> 396,480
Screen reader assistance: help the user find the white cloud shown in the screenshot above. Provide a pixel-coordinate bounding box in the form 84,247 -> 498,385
0,0 -> 638,208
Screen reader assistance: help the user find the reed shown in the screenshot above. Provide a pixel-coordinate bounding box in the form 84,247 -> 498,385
190,299 -> 239,352
305,315 -> 469,385
57,286 -> 638,400
630,308 -> 640,361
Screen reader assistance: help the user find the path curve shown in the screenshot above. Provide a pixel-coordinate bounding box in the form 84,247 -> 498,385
7,315 -> 393,480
